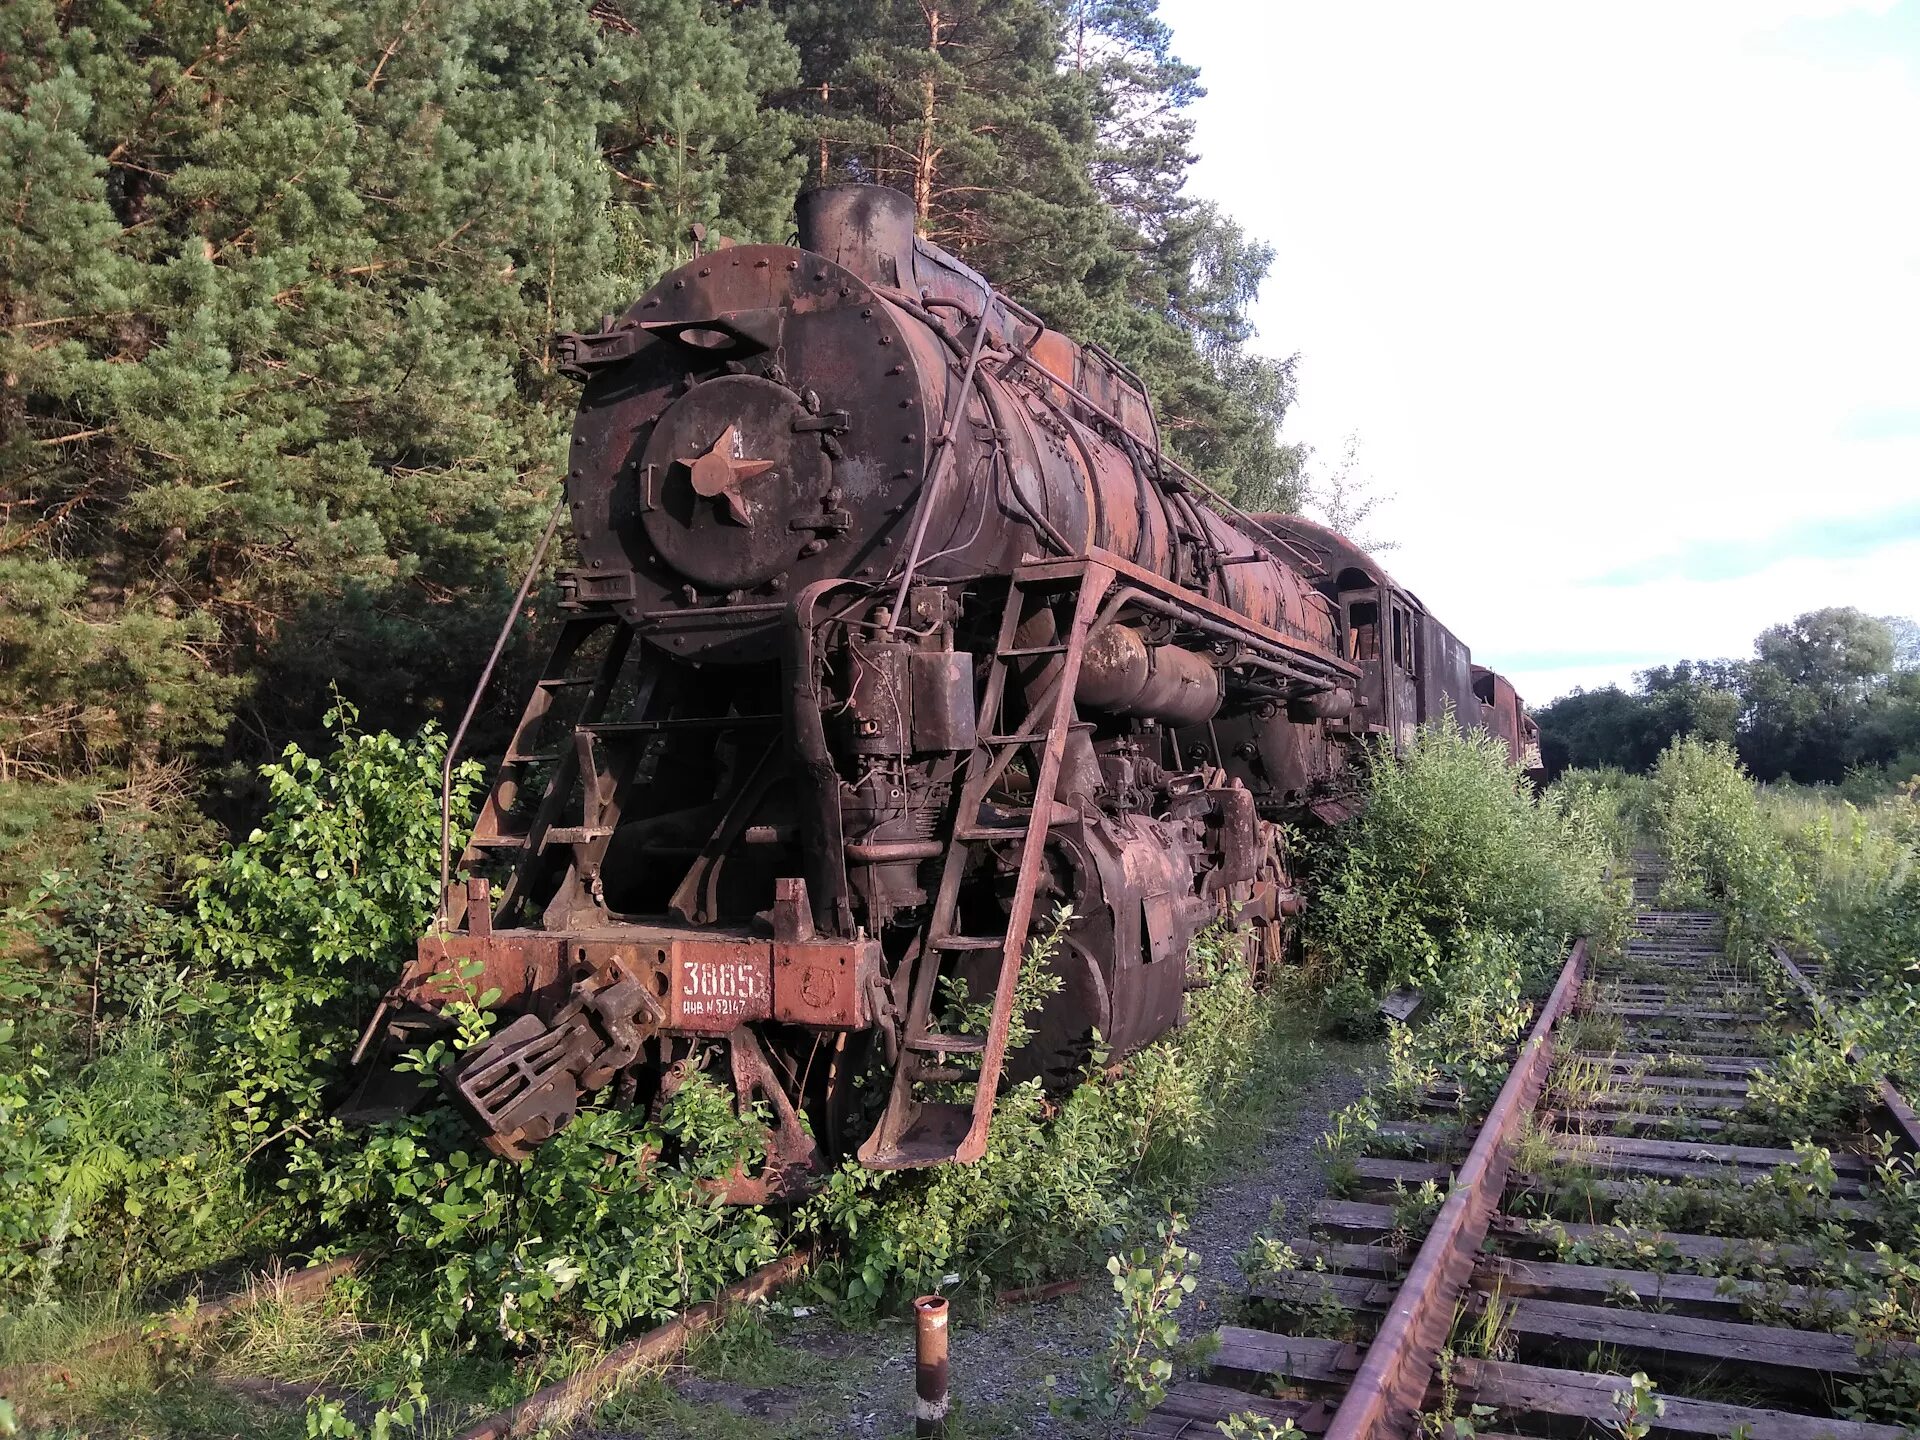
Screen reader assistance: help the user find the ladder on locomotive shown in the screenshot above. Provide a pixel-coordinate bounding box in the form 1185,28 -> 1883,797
459,615 -> 634,928
860,559 -> 1114,1168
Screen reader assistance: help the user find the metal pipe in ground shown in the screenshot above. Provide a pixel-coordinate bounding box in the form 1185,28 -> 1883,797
913,1294 -> 950,1437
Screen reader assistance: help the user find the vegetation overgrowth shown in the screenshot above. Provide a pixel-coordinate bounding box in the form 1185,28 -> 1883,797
804,914 -> 1299,1315
1303,715 -> 1629,1037
1642,736 -> 1920,1089
0,696 -> 1608,1435
1500,741 -> 1920,1426
1,0 -> 1318,894
1294,723 -> 1628,1224
0,710 -> 1328,1436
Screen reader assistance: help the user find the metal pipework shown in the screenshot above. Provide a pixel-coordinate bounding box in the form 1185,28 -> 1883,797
1075,624 -> 1223,727
1288,687 -> 1356,723
438,496 -> 567,920
912,1294 -> 950,1438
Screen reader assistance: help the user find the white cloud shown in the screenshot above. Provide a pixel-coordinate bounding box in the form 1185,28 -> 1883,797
1161,0 -> 1920,701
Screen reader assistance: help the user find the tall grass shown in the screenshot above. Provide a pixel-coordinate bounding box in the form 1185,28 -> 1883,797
1638,739 -> 1920,1090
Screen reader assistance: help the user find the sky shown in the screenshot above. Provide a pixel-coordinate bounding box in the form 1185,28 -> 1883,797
1160,0 -> 1920,703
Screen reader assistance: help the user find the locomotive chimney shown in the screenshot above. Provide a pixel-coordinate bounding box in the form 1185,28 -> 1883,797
797,183 -> 917,290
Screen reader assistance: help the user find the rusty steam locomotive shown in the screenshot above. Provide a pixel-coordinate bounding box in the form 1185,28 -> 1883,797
352,185 -> 1541,1198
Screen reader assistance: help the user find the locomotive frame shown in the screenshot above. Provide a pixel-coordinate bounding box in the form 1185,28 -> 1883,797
349,185 -> 1540,1197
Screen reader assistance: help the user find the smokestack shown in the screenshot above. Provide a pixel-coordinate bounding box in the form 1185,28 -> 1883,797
796,183 -> 916,290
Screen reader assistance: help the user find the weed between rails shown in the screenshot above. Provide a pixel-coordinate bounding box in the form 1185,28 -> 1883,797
1481,745 -> 1920,1425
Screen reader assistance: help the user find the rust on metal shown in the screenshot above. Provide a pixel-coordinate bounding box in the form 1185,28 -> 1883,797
451,1248 -> 811,1440
995,1277 -> 1083,1306
1147,852 -> 1920,1439
913,1293 -> 951,1438
1321,941 -> 1586,1440
358,180 -> 1548,1186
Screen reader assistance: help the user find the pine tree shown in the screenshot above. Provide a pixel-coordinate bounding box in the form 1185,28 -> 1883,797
1063,0 -> 1306,509
776,0 -> 1115,314
0,0 -> 797,846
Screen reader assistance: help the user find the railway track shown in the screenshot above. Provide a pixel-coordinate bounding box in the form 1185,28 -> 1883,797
0,1248 -> 809,1438
0,1253 -> 365,1400
1138,851 -> 1920,1439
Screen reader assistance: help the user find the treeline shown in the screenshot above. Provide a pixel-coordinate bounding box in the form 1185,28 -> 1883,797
1538,607 -> 1920,788
0,0 -> 1299,878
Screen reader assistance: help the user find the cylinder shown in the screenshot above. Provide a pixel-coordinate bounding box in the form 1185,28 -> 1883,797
913,1294 -> 950,1437
797,183 -> 917,290
1288,687 -> 1355,723
1075,625 -> 1223,727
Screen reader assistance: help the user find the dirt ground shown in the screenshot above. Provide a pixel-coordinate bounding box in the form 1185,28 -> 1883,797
586,1042 -> 1376,1440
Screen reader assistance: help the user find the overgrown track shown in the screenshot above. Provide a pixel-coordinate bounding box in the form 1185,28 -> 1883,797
0,1253 -> 365,1399
450,1249 -> 811,1440
1136,852 -> 1920,1439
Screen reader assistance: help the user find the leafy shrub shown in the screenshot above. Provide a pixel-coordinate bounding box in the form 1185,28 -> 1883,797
1305,715 -> 1624,1004
1049,1215 -> 1201,1426
1746,1024 -> 1878,1141
297,1073 -> 781,1345
182,704 -> 483,1155
1649,737 -> 1807,952
1550,766 -> 1652,861
1383,930 -> 1537,1113
0,706 -> 476,1311
0,705 -> 793,1355
0,1010 -> 252,1307
805,922 -> 1286,1310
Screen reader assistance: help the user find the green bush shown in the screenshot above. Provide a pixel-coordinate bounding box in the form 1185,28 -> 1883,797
1550,766 -> 1652,860
1649,737 -> 1807,951
1305,715 -> 1624,1005
295,1074 -> 781,1346
1649,740 -> 1920,988
0,706 -> 477,1313
1646,741 -> 1920,1113
182,705 -> 483,1155
0,707 -> 793,1354
804,923 -> 1289,1311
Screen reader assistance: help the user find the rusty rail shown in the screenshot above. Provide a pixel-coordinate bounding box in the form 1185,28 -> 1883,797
1321,940 -> 1586,1440
451,1248 -> 809,1440
1142,856 -> 1920,1440
0,1252 -> 363,1397
1769,941 -> 1920,1152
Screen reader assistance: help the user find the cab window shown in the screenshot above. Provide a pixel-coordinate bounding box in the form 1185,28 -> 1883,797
1347,600 -> 1380,661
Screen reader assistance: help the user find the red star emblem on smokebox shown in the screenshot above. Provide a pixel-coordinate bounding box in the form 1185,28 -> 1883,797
680,424 -> 776,526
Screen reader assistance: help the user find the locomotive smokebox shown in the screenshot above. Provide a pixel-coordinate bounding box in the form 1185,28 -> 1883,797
797,184 -> 918,290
